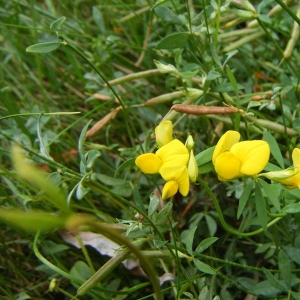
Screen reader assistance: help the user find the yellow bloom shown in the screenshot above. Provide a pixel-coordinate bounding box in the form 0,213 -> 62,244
155,120 -> 173,147
135,139 -> 189,174
160,166 -> 189,200
212,130 -> 270,181
261,148 -> 300,189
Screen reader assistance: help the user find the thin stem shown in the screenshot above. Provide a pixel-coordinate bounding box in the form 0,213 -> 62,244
198,178 -> 284,237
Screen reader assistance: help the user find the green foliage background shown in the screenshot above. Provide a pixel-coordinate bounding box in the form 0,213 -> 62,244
1,0 -> 300,299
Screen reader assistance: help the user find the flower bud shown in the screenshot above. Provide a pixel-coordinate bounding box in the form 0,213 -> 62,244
155,120 -> 173,147
187,149 -> 198,182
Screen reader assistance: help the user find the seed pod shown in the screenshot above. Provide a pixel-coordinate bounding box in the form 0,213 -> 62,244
170,104 -> 243,115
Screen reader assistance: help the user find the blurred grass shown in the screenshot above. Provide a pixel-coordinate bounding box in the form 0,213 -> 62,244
1,0 -> 300,299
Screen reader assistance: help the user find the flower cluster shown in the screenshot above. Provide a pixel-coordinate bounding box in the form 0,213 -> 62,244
135,121 -> 198,200
136,121 -> 300,200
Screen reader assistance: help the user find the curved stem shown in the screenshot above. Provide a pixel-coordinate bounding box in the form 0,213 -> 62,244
198,178 -> 284,237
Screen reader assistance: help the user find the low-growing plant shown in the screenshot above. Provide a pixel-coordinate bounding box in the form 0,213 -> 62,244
1,1 -> 300,299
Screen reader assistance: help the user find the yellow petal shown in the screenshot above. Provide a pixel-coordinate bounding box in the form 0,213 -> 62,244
135,153 -> 162,174
160,166 -> 189,196
156,139 -> 189,167
162,180 -> 178,200
214,152 -> 242,180
155,121 -> 173,147
292,148 -> 300,168
212,131 -> 240,164
231,140 -> 270,175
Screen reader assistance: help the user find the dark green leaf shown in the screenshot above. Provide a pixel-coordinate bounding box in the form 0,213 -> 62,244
195,146 -> 215,166
281,203 -> 300,214
205,215 -> 217,236
194,259 -> 216,275
185,226 -> 197,256
195,237 -> 219,256
259,14 -> 272,24
225,65 -> 238,94
259,179 -> 281,212
94,174 -> 126,186
211,82 -> 244,92
198,161 -> 214,174
92,6 -> 106,33
154,5 -> 183,25
262,267 -> 287,291
263,130 -> 284,169
50,16 -> 66,32
134,186 -> 146,214
115,158 -> 136,176
156,32 -> 189,49
206,70 -> 222,81
255,181 -> 268,232
278,249 -> 291,289
26,41 -> 62,53
155,202 -> 173,225
112,183 -> 132,197
148,194 -> 160,216
78,120 -> 93,174
237,181 -> 253,219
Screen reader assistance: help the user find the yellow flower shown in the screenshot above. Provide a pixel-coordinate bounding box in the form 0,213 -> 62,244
160,166 -> 189,200
261,148 -> 300,189
135,139 -> 189,174
155,120 -> 173,147
212,130 -> 270,181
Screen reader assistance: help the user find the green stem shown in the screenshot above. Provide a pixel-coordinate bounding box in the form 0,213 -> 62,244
198,178 -> 284,237
274,0 -> 300,26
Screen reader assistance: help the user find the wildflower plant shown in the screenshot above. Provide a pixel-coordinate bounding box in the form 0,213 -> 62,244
2,1 -> 300,300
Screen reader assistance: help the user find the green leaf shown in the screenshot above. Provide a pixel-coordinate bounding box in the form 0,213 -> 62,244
237,181 -> 253,219
78,120 -> 93,174
70,261 -> 93,282
255,181 -> 268,232
76,180 -> 90,200
156,32 -> 189,49
37,113 -> 53,160
92,6 -> 106,33
50,16 -> 66,32
225,65 -> 238,94
278,249 -> 291,289
195,146 -> 215,166
263,130 -> 284,169
185,226 -> 197,256
195,237 -> 219,256
85,150 -> 101,170
193,259 -> 216,275
148,194 -> 160,216
205,214 -> 217,236
291,291 -> 300,300
115,157 -> 136,176
112,183 -> 132,197
26,41 -> 62,53
281,203 -> 300,214
259,179 -> 281,212
206,70 -> 222,81
154,5 -> 183,25
210,82 -> 244,92
94,174 -> 126,186
262,267 -> 287,291
155,202 -> 173,225
179,69 -> 199,79
0,209 -> 67,233
259,14 -> 272,24
134,186 -> 147,214
198,161 -> 214,174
